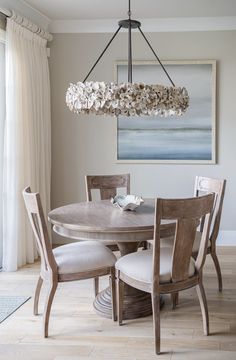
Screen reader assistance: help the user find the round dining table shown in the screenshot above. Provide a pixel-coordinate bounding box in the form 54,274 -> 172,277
48,199 -> 175,320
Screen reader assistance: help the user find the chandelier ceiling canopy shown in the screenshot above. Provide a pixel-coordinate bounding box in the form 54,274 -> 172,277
66,1 -> 189,117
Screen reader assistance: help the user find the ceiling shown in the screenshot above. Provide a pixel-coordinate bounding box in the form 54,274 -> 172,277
23,0 -> 236,21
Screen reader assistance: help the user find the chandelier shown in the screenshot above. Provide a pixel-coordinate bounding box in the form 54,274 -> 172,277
66,1 -> 189,117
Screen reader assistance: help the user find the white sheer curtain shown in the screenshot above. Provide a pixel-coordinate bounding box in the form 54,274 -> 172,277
0,30 -> 5,269
3,18 -> 51,271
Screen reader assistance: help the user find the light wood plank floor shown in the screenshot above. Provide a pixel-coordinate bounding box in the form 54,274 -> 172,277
0,247 -> 236,360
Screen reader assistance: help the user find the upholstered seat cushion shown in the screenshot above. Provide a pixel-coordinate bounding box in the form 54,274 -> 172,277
148,231 -> 211,253
115,247 -> 195,284
53,241 -> 117,275
192,231 -> 211,253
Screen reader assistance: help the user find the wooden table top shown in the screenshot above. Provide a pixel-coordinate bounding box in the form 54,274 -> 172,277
48,199 -> 176,242
48,199 -> 156,233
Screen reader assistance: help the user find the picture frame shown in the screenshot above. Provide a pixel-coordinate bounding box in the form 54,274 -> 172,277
115,60 -> 216,164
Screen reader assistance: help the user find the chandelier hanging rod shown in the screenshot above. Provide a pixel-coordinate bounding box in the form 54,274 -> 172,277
137,27 -> 175,87
128,0 -> 132,83
83,25 -> 122,82
83,0 -> 175,86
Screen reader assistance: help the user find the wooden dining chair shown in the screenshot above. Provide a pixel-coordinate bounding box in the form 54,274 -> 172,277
162,176 -> 226,304
85,174 -> 130,295
193,176 -> 226,291
22,186 -> 117,338
85,174 -> 130,203
116,194 -> 215,355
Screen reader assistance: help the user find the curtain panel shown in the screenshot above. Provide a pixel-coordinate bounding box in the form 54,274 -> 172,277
3,18 -> 51,271
0,30 -> 5,268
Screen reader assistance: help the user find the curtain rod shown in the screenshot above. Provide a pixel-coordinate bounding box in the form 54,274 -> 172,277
0,8 -> 11,18
0,8 -> 53,41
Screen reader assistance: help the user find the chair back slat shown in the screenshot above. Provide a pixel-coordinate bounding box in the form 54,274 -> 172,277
153,194 -> 214,284
22,187 -> 57,274
194,176 -> 226,245
85,174 -> 130,201
172,218 -> 199,282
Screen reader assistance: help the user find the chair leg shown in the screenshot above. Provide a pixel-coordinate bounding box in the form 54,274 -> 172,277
116,271 -> 124,326
142,241 -> 148,250
43,280 -> 58,338
94,277 -> 99,297
110,267 -> 117,321
171,292 -> 179,309
151,292 -> 161,355
34,276 -> 43,315
211,251 -> 223,292
196,281 -> 209,336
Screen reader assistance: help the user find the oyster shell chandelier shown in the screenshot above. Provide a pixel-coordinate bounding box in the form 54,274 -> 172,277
66,0 -> 189,117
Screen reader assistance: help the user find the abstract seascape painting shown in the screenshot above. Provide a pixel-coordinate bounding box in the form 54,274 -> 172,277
116,61 -> 216,163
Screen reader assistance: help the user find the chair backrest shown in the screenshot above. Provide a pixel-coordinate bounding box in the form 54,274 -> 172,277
85,174 -> 130,201
153,194 -> 215,284
22,187 -> 57,274
194,176 -> 226,245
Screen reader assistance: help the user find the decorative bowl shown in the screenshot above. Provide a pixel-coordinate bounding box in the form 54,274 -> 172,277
111,195 -> 144,211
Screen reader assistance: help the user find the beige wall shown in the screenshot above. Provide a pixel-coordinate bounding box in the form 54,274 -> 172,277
49,31 -> 236,237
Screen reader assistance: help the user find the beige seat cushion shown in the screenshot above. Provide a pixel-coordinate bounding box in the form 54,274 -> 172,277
148,231 -> 211,253
53,241 -> 117,275
115,247 -> 195,284
192,231 -> 211,253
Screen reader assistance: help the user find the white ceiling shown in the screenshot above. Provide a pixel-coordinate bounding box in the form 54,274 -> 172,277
23,0 -> 236,20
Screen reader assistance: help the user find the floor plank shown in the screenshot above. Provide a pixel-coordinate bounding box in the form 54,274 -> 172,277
0,247 -> 236,359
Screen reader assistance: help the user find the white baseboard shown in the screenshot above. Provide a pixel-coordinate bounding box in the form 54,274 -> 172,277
217,231 -> 236,246
53,230 -> 236,246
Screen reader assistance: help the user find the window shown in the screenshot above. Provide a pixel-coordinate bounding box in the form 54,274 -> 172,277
0,28 -> 6,269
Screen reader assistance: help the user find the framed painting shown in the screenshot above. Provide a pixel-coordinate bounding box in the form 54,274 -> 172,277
115,60 -> 216,164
